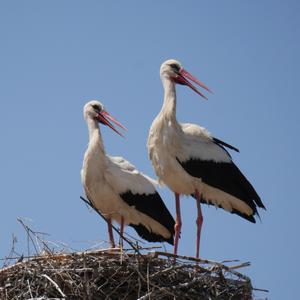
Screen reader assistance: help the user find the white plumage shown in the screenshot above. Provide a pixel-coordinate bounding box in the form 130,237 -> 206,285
82,100 -> 175,247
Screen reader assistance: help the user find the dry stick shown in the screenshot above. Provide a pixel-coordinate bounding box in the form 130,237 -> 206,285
137,291 -> 152,300
146,262 -> 150,296
221,259 -> 240,263
2,234 -> 18,268
80,196 -> 145,261
253,287 -> 269,293
41,274 -> 66,298
26,279 -> 33,298
17,218 -> 39,256
0,255 -> 40,261
124,246 -> 162,251
229,262 -> 251,270
137,270 -> 142,298
17,218 -> 53,255
150,264 -> 188,278
83,253 -> 90,298
43,267 -> 94,272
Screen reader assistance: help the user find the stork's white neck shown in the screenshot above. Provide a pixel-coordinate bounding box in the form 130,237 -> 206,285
160,76 -> 177,121
86,117 -> 106,158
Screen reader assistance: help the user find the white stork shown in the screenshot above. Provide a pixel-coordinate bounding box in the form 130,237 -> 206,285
81,100 -> 175,248
147,59 -> 265,258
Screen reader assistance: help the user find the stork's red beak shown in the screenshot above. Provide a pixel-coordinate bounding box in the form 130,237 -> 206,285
96,110 -> 127,137
173,68 -> 212,99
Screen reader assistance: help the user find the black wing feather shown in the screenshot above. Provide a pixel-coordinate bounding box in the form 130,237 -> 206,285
213,137 -> 240,153
129,223 -> 173,244
120,191 -> 175,245
177,157 -> 265,222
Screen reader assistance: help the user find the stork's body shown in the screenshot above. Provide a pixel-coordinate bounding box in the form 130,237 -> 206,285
82,100 -> 175,247
148,60 -> 265,258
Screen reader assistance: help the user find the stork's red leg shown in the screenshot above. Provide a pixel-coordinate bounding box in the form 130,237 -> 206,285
107,218 -> 115,248
174,193 -> 182,260
120,215 -> 124,248
195,189 -> 203,259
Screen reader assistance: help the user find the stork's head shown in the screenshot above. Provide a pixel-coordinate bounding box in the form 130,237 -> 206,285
160,59 -> 212,99
83,100 -> 127,137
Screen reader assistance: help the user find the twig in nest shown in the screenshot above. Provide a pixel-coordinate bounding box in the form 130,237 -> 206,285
41,274 -> 66,297
17,218 -> 53,256
253,287 -> 269,292
150,264 -> 187,278
229,262 -> 251,270
2,234 -> 19,268
27,279 -> 33,298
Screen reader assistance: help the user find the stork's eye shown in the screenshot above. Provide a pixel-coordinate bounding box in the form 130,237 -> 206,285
92,104 -> 101,111
170,64 -> 180,72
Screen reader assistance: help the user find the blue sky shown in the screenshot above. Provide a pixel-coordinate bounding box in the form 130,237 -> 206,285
1,1 -> 299,298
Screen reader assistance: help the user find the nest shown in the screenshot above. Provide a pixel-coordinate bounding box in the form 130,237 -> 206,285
0,208 -> 265,299
0,249 -> 253,300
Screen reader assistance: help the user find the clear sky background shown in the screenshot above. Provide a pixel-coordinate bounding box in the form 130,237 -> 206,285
1,1 -> 299,299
